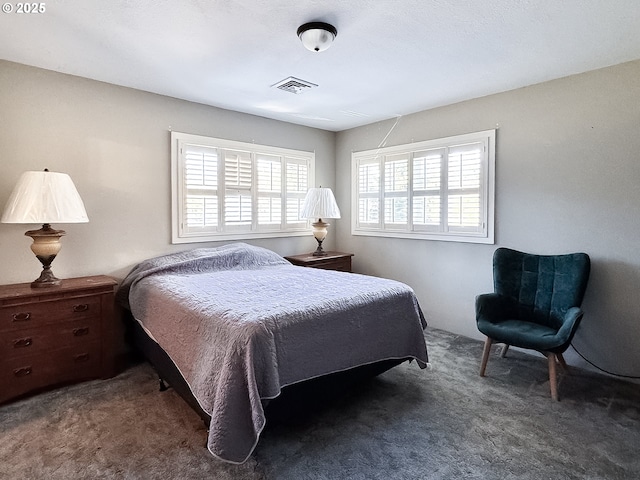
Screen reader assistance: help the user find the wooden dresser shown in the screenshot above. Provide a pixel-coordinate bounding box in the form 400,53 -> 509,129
284,252 -> 354,272
0,275 -> 118,404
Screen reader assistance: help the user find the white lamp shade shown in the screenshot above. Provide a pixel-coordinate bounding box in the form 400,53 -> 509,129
300,187 -> 341,219
1,170 -> 89,224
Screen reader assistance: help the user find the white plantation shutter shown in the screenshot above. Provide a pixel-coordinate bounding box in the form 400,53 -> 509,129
412,148 -> 443,230
224,150 -> 253,227
446,143 -> 483,233
383,154 -> 409,226
183,144 -> 218,233
352,130 -> 495,244
257,154 -> 282,226
172,132 -> 314,243
285,158 -> 309,225
357,158 -> 380,227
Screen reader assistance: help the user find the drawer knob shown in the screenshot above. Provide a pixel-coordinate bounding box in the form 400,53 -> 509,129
72,327 -> 90,337
13,366 -> 32,377
72,304 -> 90,313
13,337 -> 33,348
74,353 -> 90,363
12,312 -> 31,322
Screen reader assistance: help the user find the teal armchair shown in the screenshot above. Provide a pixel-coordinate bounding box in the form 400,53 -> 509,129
476,247 -> 591,400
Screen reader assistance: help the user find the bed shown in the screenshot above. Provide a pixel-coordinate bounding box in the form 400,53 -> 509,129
116,243 -> 429,463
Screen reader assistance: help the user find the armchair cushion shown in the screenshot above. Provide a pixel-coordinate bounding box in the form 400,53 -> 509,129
477,303 -> 584,353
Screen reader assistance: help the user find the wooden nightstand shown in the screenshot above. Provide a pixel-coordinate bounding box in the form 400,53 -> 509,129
284,252 -> 354,272
0,275 -> 118,404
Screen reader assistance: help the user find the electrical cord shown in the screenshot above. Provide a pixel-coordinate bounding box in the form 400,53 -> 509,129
570,342 -> 640,379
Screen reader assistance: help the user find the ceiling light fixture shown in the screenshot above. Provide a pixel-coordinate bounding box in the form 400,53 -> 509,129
297,22 -> 337,52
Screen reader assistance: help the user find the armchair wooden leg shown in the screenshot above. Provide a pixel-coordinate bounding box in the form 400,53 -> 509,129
556,352 -> 568,371
480,337 -> 493,376
500,344 -> 510,358
547,353 -> 559,401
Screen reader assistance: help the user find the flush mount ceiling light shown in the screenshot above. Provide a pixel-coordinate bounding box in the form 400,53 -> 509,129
297,22 -> 337,52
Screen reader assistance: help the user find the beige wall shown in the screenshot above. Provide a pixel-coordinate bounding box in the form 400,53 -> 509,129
0,61 -> 336,283
336,60 -> 640,376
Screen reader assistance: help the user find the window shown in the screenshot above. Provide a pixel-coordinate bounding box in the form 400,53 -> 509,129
171,132 -> 313,243
352,130 -> 495,243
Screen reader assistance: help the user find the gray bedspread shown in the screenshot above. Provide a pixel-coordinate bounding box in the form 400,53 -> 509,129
117,243 -> 428,463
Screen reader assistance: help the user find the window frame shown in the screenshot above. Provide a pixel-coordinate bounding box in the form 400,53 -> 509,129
171,131 -> 314,244
351,129 -> 495,244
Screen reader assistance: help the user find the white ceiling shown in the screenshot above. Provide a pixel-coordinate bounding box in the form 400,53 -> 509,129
1,0 -> 640,131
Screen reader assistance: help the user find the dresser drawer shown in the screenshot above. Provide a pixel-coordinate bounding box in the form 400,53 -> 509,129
0,341 -> 102,403
0,295 -> 101,332
0,318 -> 100,359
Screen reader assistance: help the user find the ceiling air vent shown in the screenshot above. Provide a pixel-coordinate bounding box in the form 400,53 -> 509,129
272,76 -> 317,94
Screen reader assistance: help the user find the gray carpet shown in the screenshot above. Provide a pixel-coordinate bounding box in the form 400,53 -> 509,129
1,328 -> 639,479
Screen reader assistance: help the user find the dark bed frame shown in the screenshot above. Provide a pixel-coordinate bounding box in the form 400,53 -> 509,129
126,312 -> 407,426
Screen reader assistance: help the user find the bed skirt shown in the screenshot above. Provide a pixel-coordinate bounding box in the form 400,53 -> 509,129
126,312 -> 408,427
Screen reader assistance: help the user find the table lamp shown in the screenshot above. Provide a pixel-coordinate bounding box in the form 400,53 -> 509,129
1,169 -> 89,288
300,187 -> 341,256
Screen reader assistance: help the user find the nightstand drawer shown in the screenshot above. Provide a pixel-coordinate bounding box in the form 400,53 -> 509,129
0,318 -> 100,359
0,295 -> 101,332
308,257 -> 351,271
284,252 -> 354,272
0,341 -> 102,403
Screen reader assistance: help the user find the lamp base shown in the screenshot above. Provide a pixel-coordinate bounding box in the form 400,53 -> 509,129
25,223 -> 65,288
312,238 -> 328,256
311,219 -> 329,256
31,264 -> 62,288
